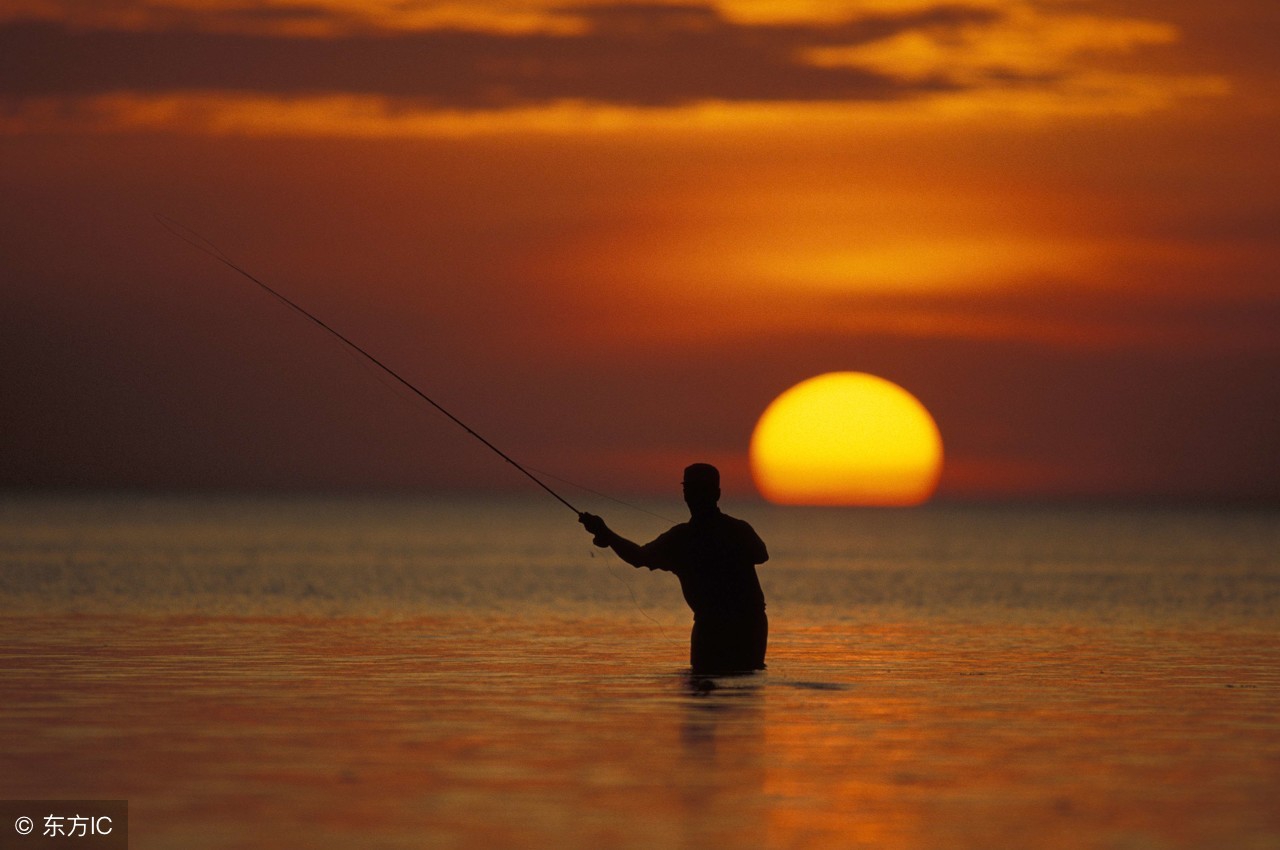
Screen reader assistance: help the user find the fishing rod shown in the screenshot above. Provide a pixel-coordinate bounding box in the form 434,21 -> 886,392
156,214 -> 583,517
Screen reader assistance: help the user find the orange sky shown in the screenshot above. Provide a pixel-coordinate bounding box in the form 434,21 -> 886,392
2,0 -> 1277,501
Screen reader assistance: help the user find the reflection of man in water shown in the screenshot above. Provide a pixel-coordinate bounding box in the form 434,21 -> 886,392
579,463 -> 769,674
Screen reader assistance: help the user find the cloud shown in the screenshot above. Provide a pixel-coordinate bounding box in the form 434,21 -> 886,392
0,3 -> 1003,108
0,2 -> 1229,135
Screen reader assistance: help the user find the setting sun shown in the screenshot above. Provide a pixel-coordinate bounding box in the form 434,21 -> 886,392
750,372 -> 943,506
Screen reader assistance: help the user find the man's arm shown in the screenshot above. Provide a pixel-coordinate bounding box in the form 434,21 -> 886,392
578,513 -> 654,569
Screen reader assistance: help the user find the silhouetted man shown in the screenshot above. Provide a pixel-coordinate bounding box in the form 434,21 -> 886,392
579,463 -> 769,674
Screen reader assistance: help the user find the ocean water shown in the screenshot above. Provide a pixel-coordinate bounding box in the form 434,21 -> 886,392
1,494 -> 1277,849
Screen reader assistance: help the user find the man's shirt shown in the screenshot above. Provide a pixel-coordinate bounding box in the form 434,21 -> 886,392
639,510 -> 768,620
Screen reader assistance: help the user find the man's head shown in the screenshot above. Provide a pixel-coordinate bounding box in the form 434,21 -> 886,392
682,463 -> 721,515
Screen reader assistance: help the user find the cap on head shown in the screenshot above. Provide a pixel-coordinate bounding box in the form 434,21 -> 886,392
682,463 -> 720,489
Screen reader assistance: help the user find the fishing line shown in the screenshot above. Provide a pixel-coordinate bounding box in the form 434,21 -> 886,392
157,214 -> 581,516
160,215 -> 681,636
520,466 -> 680,637
603,556 -> 673,641
525,466 -> 679,525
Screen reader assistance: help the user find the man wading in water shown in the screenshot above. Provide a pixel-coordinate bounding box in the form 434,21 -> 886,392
578,463 -> 769,674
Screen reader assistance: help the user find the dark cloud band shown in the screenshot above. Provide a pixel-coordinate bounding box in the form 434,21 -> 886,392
0,3 -> 998,108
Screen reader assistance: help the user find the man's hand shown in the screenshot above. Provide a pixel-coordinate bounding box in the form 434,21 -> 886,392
578,512 -> 611,547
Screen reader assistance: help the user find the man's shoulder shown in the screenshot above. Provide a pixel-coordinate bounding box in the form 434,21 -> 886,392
716,512 -> 759,534
717,513 -> 768,562
651,513 -> 759,542
648,521 -> 692,546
